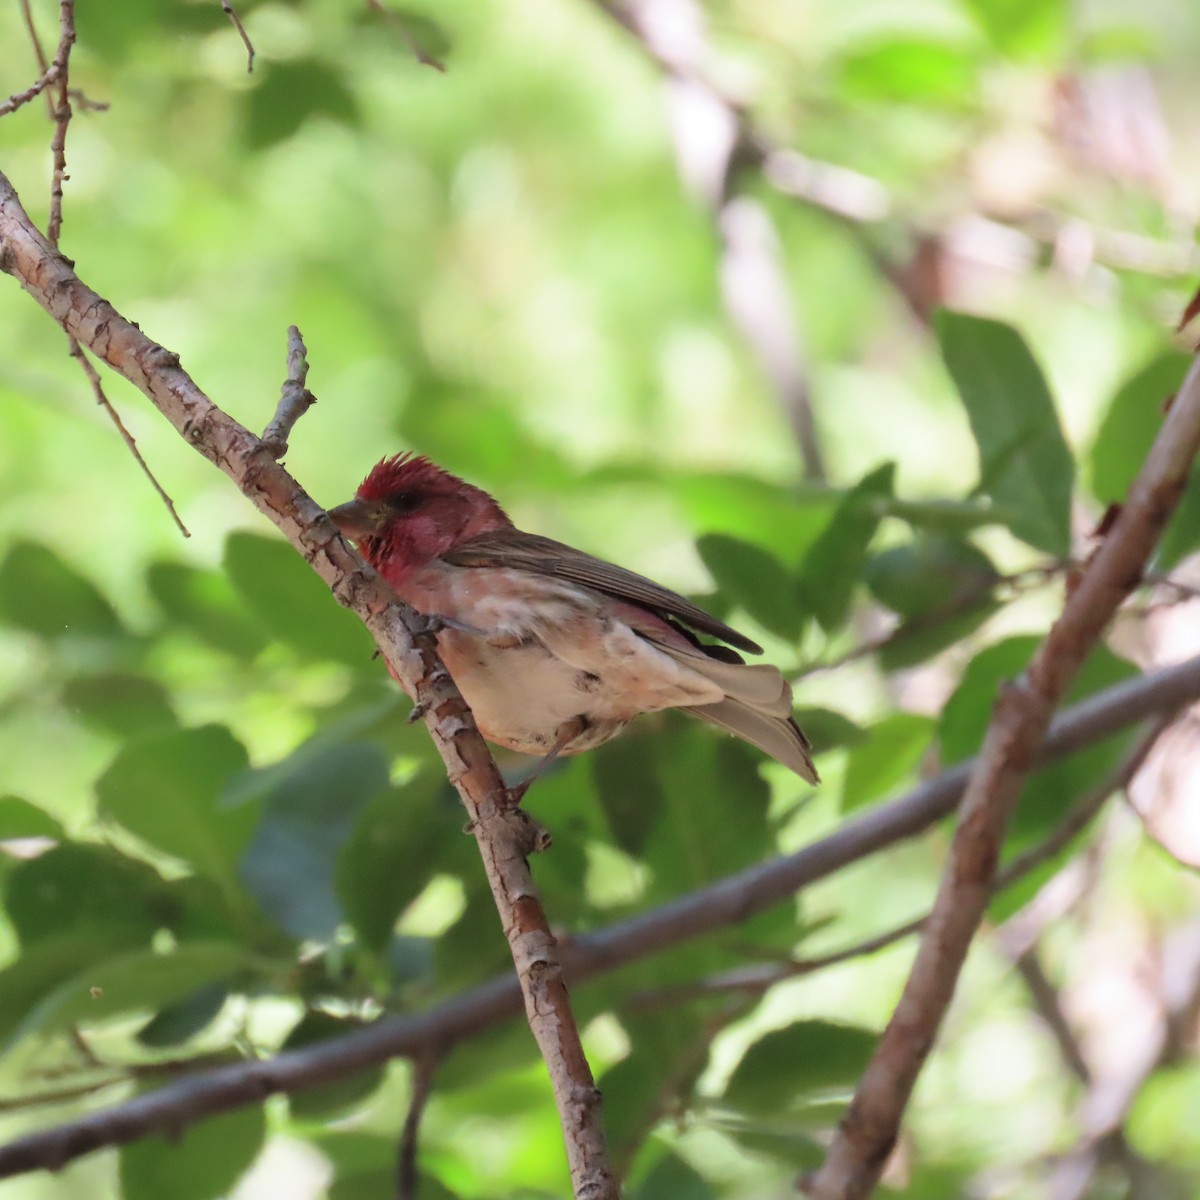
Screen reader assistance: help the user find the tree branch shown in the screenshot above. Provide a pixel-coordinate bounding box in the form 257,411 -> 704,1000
0,169 -> 615,1200
0,653 -> 1197,1179
806,352 -> 1200,1198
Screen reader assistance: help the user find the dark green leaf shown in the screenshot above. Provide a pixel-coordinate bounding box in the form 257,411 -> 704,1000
936,312 -> 1073,555
592,736 -> 668,857
137,982 -> 230,1048
0,796 -> 62,841
147,561 -> 268,657
336,770 -> 467,953
876,600 -> 999,672
941,637 -> 1138,853
841,714 -> 934,812
0,541 -> 125,639
244,60 -> 361,150
5,843 -> 175,946
96,725 -> 254,899
631,1151 -> 715,1200
865,535 -> 999,618
62,672 -> 177,737
240,741 -> 391,940
1155,473 -> 1200,571
725,1020 -> 876,1113
696,534 -> 803,641
800,463 -> 895,632
1089,353 -> 1189,501
223,532 -> 376,667
791,707 -> 865,753
120,1100 -> 265,1200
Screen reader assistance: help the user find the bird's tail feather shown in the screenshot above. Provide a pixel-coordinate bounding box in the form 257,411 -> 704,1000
687,698 -> 819,783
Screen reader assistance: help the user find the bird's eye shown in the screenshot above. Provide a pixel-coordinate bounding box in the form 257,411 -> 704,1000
388,490 -> 421,513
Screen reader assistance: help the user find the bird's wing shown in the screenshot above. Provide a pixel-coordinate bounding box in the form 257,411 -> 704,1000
443,529 -> 763,654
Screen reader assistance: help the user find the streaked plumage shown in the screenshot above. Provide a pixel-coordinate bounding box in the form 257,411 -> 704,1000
328,454 -> 817,783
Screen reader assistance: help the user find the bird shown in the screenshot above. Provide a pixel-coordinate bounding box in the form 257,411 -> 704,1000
327,454 -> 817,785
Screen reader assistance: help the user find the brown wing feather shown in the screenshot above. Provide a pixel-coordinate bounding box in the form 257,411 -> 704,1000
444,530 -> 764,655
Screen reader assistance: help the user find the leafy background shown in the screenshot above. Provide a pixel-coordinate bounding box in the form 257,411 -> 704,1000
2,0 -> 1200,1197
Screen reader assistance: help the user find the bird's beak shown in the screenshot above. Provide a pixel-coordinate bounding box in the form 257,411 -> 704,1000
327,498 -> 388,540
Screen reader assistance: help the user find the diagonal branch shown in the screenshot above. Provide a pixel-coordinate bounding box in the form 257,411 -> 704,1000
0,653 -> 1197,1179
0,169 -> 615,1200
806,355 -> 1200,1196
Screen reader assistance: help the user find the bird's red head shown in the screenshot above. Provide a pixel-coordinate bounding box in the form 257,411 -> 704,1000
328,454 -> 512,586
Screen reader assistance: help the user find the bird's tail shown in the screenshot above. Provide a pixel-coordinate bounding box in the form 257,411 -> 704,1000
688,698 -> 819,783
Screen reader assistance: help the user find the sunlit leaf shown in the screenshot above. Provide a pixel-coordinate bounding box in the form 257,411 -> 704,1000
936,313 -> 1073,555
0,541 -> 125,640
800,463 -> 895,632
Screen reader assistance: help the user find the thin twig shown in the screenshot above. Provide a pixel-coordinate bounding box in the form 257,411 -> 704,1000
0,64 -> 62,119
68,340 -> 191,536
0,171 -> 615,1200
366,0 -> 447,73
21,3 -> 188,536
396,1056 -> 437,1200
45,0 -> 75,248
807,345 -> 1200,1199
219,0 -> 255,73
262,325 -> 317,459
0,654 -> 1196,1179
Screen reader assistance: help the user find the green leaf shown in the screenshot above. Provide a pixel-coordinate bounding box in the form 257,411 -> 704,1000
240,741 -> 391,940
336,771 -> 468,953
96,725 -> 254,899
592,735 -> 668,857
1,941 -> 250,1049
0,541 -> 125,639
696,534 -> 803,642
602,1011 -> 707,1165
643,733 -> 773,894
962,0 -> 1066,58
800,463 -> 895,632
865,535 -> 999,618
631,1152 -> 716,1200
941,637 -> 1138,855
876,600 -> 1000,672
1155,473 -> 1200,571
724,1020 -> 876,1114
841,713 -> 934,812
791,707 -> 865,753
0,934 -> 131,1049
1089,353 -> 1189,501
5,843 -> 176,946
62,672 -> 178,737
137,982 -> 229,1048
223,532 -> 376,667
0,796 -> 62,841
839,38 -> 979,104
120,1100 -> 265,1200
147,561 -> 268,658
244,60 -> 361,150
936,312 -> 1073,555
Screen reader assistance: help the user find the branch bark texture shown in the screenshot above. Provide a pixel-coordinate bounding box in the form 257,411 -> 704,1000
0,170 -> 615,1200
807,354 -> 1200,1199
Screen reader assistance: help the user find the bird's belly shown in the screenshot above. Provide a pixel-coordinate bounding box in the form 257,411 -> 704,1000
437,632 -> 630,756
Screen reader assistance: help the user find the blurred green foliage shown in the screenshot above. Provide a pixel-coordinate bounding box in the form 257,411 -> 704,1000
2,0 -> 1200,1197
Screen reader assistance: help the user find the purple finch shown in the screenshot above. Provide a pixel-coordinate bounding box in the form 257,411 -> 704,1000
328,455 -> 817,783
